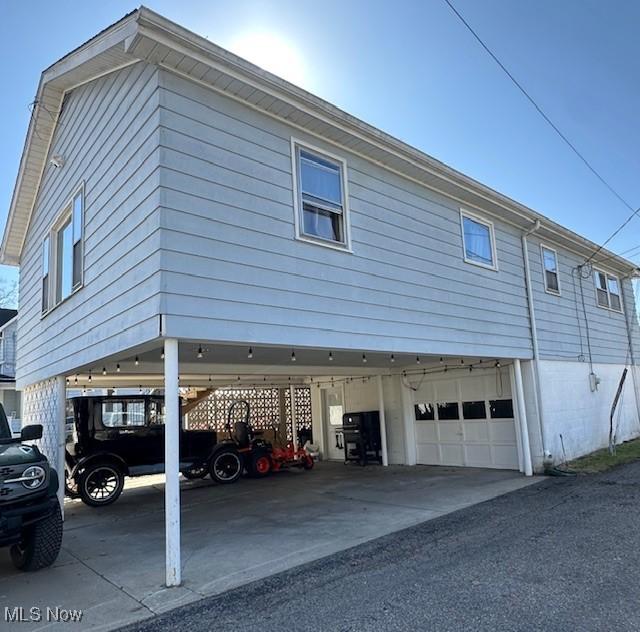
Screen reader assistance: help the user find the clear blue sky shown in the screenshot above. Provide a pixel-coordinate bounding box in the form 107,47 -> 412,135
1,0 -> 639,301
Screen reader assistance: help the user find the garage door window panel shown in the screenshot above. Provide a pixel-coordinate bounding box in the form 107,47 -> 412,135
489,399 -> 514,419
437,402 -> 459,420
415,403 -> 435,421
462,401 -> 486,419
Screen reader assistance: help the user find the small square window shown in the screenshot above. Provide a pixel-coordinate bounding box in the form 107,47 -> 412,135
294,143 -> 349,248
541,246 -> 560,294
437,402 -> 460,420
489,399 -> 514,418
462,400 -> 487,420
460,211 -> 496,269
415,403 -> 435,421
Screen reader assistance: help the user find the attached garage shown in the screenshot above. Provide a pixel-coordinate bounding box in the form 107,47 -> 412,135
411,369 -> 520,470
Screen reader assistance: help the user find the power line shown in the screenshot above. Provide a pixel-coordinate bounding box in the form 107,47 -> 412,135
442,0 -> 640,265
592,243 -> 640,268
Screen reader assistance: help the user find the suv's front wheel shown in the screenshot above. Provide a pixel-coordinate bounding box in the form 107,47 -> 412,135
10,501 -> 63,571
78,462 -> 125,507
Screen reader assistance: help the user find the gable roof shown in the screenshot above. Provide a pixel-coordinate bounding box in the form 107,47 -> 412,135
0,309 -> 17,328
2,6 -> 639,277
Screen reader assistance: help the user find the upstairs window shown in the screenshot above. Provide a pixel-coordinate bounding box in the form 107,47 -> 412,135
541,245 -> 560,294
460,211 -> 497,270
294,142 -> 349,248
42,186 -> 84,314
594,270 -> 622,312
42,237 -> 50,314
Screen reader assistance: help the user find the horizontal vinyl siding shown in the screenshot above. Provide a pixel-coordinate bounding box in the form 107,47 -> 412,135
527,235 -> 640,364
16,63 -> 162,387
158,69 -> 533,359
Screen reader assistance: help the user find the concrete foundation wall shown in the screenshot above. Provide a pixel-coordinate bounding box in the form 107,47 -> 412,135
538,360 -> 640,464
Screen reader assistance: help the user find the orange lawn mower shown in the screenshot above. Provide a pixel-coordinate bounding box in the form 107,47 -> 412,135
225,400 -> 314,478
267,423 -> 315,474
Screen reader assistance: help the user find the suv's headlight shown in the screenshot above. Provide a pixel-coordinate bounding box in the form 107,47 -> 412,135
20,466 -> 47,489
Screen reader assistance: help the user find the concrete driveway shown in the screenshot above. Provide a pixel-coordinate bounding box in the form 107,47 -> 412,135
0,463 -> 538,630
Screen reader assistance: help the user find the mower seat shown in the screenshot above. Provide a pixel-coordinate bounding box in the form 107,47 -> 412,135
234,421 -> 251,448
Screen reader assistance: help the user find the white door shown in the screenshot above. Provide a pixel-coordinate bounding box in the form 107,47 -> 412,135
323,387 -> 345,461
414,372 -> 519,470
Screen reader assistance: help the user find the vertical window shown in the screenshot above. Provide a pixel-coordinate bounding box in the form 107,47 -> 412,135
44,186 -> 84,313
56,217 -> 73,303
460,211 -> 497,269
541,245 -> 560,294
42,236 -> 50,313
594,270 -> 622,312
294,143 -> 349,247
72,191 -> 83,288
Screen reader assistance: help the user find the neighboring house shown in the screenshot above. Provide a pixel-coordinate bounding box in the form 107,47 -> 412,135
1,8 -> 639,484
0,308 -> 21,434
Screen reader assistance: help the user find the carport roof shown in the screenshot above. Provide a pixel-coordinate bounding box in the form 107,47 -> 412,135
2,7 -> 638,276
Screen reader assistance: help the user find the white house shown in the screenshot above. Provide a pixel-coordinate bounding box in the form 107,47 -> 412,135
0,308 -> 21,433
1,8 -> 639,585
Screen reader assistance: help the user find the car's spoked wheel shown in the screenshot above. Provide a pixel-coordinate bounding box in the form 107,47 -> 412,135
65,471 -> 79,498
79,464 -> 124,507
181,466 -> 208,480
210,450 -> 242,484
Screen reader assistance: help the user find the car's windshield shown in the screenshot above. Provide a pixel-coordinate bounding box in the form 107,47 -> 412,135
0,404 -> 10,439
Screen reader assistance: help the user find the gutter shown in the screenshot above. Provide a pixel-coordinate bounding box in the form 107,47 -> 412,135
521,219 -> 551,467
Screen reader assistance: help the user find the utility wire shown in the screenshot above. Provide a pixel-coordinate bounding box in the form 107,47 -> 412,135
442,0 -> 640,265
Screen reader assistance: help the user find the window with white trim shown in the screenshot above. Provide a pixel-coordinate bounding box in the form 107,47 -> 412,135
541,245 -> 560,294
41,236 -> 50,314
460,211 -> 497,269
294,144 -> 348,247
594,270 -> 622,312
42,187 -> 84,313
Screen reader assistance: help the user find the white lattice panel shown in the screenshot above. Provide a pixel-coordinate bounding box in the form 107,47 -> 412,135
23,378 -> 61,468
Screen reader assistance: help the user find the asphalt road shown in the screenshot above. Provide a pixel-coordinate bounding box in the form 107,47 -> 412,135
121,462 -> 640,632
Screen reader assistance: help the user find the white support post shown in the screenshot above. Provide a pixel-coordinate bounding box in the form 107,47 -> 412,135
509,365 -> 525,474
399,375 -> 417,465
376,375 -> 389,466
164,338 -> 181,587
55,376 -> 66,517
513,359 -> 533,476
289,385 -> 298,450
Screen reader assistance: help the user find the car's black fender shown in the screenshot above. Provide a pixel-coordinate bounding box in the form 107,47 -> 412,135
69,452 -> 129,479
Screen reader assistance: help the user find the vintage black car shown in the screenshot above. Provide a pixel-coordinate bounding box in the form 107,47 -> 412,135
65,395 -> 229,507
0,406 -> 63,571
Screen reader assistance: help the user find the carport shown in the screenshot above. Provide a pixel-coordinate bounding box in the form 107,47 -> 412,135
1,462 -> 538,629
44,339 -> 535,589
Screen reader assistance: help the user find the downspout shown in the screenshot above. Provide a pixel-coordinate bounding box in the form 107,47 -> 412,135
620,270 -> 640,422
521,219 -> 550,468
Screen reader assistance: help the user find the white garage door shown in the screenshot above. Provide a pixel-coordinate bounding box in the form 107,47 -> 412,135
413,371 -> 519,470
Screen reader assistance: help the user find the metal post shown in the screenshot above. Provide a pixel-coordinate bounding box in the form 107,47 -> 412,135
289,385 -> 298,450
513,359 -> 533,476
376,375 -> 389,466
55,376 -> 66,517
164,338 -> 181,586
